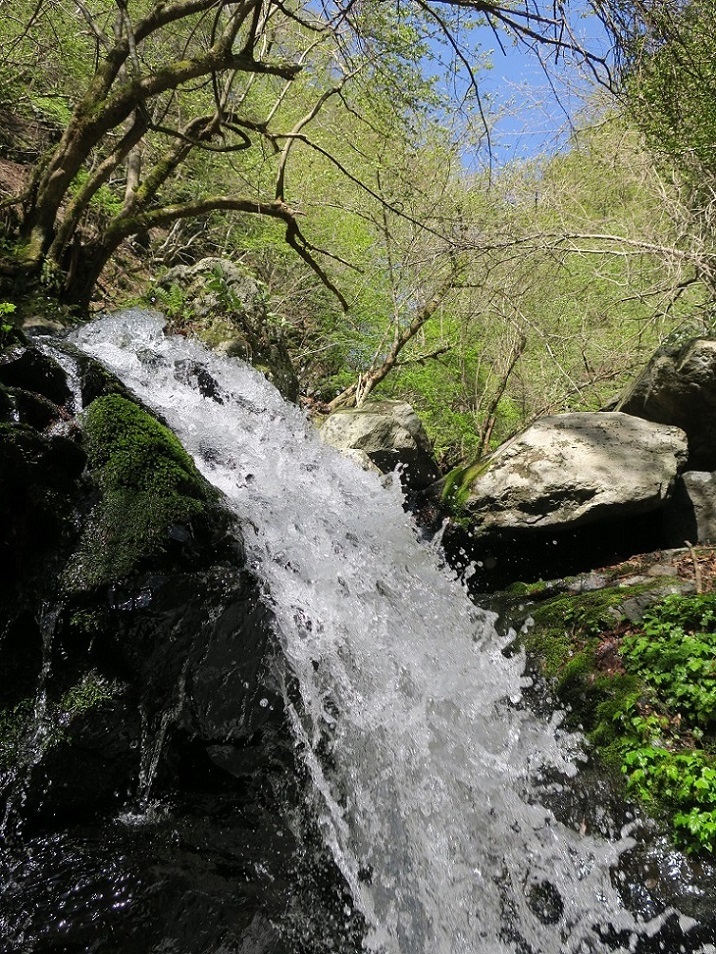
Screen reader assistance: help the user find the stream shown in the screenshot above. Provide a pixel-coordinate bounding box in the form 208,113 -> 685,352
54,309 -> 709,953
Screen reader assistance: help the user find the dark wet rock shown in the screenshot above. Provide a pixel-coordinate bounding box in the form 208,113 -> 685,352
66,344 -> 134,406
0,345 -> 363,953
22,693 -> 141,825
0,384 -> 13,421
0,421 -> 85,587
437,509 -> 668,595
6,386 -> 63,429
0,345 -> 71,406
0,611 -> 43,711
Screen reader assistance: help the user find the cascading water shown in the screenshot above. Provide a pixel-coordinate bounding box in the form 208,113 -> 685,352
68,310 -> 695,954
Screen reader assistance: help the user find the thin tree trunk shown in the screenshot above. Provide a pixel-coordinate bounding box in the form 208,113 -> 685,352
327,267 -> 459,412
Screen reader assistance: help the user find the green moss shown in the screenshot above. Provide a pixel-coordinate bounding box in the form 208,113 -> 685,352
441,457 -> 491,512
519,587 -> 716,853
60,672 -> 116,717
556,650 -> 597,705
505,579 -> 552,598
66,394 -> 214,590
0,699 -> 33,770
524,627 -> 574,680
197,317 -> 247,349
522,585 -> 643,686
530,585 -> 638,636
68,608 -> 104,634
82,393 -> 205,493
0,675 -> 118,770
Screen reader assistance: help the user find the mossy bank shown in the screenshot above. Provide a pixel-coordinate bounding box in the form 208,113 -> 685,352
499,552 -> 716,854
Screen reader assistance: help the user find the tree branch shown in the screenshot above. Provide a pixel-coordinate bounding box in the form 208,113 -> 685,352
327,261 -> 462,410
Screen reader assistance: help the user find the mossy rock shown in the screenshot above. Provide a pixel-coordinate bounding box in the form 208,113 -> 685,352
155,258 -> 300,401
518,581 -> 669,721
65,394 -> 220,591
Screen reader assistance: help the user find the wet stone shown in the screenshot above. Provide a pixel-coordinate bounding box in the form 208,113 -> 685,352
0,346 -> 71,406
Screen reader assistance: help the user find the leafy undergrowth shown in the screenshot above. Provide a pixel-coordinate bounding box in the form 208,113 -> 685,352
520,566 -> 716,854
616,596 -> 716,852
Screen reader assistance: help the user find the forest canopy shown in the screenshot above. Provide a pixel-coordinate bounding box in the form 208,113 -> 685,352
0,1 -> 612,304
1,0 -> 715,461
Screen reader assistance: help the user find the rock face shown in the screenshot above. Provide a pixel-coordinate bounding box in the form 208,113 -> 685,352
451,411 -> 688,532
617,337 -> 716,470
0,340 -> 359,953
319,400 -> 440,491
158,257 -> 299,401
663,471 -> 716,547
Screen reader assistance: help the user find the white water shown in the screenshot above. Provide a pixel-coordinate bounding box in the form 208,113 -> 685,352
72,311 -> 659,953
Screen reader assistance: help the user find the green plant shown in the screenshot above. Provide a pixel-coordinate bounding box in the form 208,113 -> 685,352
29,93 -> 74,127
205,265 -> 244,314
0,302 -> 16,346
620,596 -> 716,727
69,170 -> 123,220
621,746 -> 716,852
613,595 -> 716,852
517,587 -> 716,852
152,284 -> 189,322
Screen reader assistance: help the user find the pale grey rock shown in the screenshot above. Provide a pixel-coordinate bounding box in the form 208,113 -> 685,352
340,448 -> 383,474
319,400 -> 440,491
161,258 -> 261,321
158,258 -> 299,401
566,572 -> 609,593
645,564 -> 679,577
617,337 -> 716,469
460,411 -> 687,531
663,471 -> 716,546
22,317 -> 66,336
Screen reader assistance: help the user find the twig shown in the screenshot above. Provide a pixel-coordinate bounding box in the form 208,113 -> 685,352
684,540 -> 704,594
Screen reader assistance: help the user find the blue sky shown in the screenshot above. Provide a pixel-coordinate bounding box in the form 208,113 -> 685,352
446,6 -> 614,167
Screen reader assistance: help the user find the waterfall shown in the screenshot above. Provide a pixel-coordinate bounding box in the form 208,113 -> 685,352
70,310 -> 663,954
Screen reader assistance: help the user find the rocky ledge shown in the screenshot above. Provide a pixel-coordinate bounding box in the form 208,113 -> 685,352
0,336 -> 361,953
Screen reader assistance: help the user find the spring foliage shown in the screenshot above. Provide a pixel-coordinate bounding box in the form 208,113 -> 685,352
524,589 -> 716,852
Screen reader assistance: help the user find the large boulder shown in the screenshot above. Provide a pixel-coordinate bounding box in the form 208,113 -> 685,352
617,337 -> 716,470
663,471 -> 716,547
319,400 -> 440,491
157,258 -> 299,401
448,411 -> 688,533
